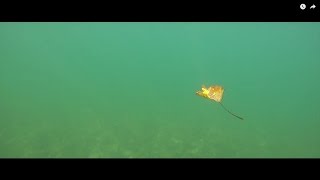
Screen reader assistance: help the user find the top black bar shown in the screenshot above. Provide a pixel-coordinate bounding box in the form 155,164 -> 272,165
0,1 -> 319,22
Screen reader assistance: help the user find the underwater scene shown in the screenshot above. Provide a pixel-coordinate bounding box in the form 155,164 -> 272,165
0,23 -> 319,158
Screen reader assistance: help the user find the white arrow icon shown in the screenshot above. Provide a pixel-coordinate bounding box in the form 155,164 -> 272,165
310,4 -> 316,9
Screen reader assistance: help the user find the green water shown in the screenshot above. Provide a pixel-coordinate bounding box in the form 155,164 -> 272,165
0,23 -> 319,158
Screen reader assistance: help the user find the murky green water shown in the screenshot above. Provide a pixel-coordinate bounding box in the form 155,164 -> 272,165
0,23 -> 319,158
